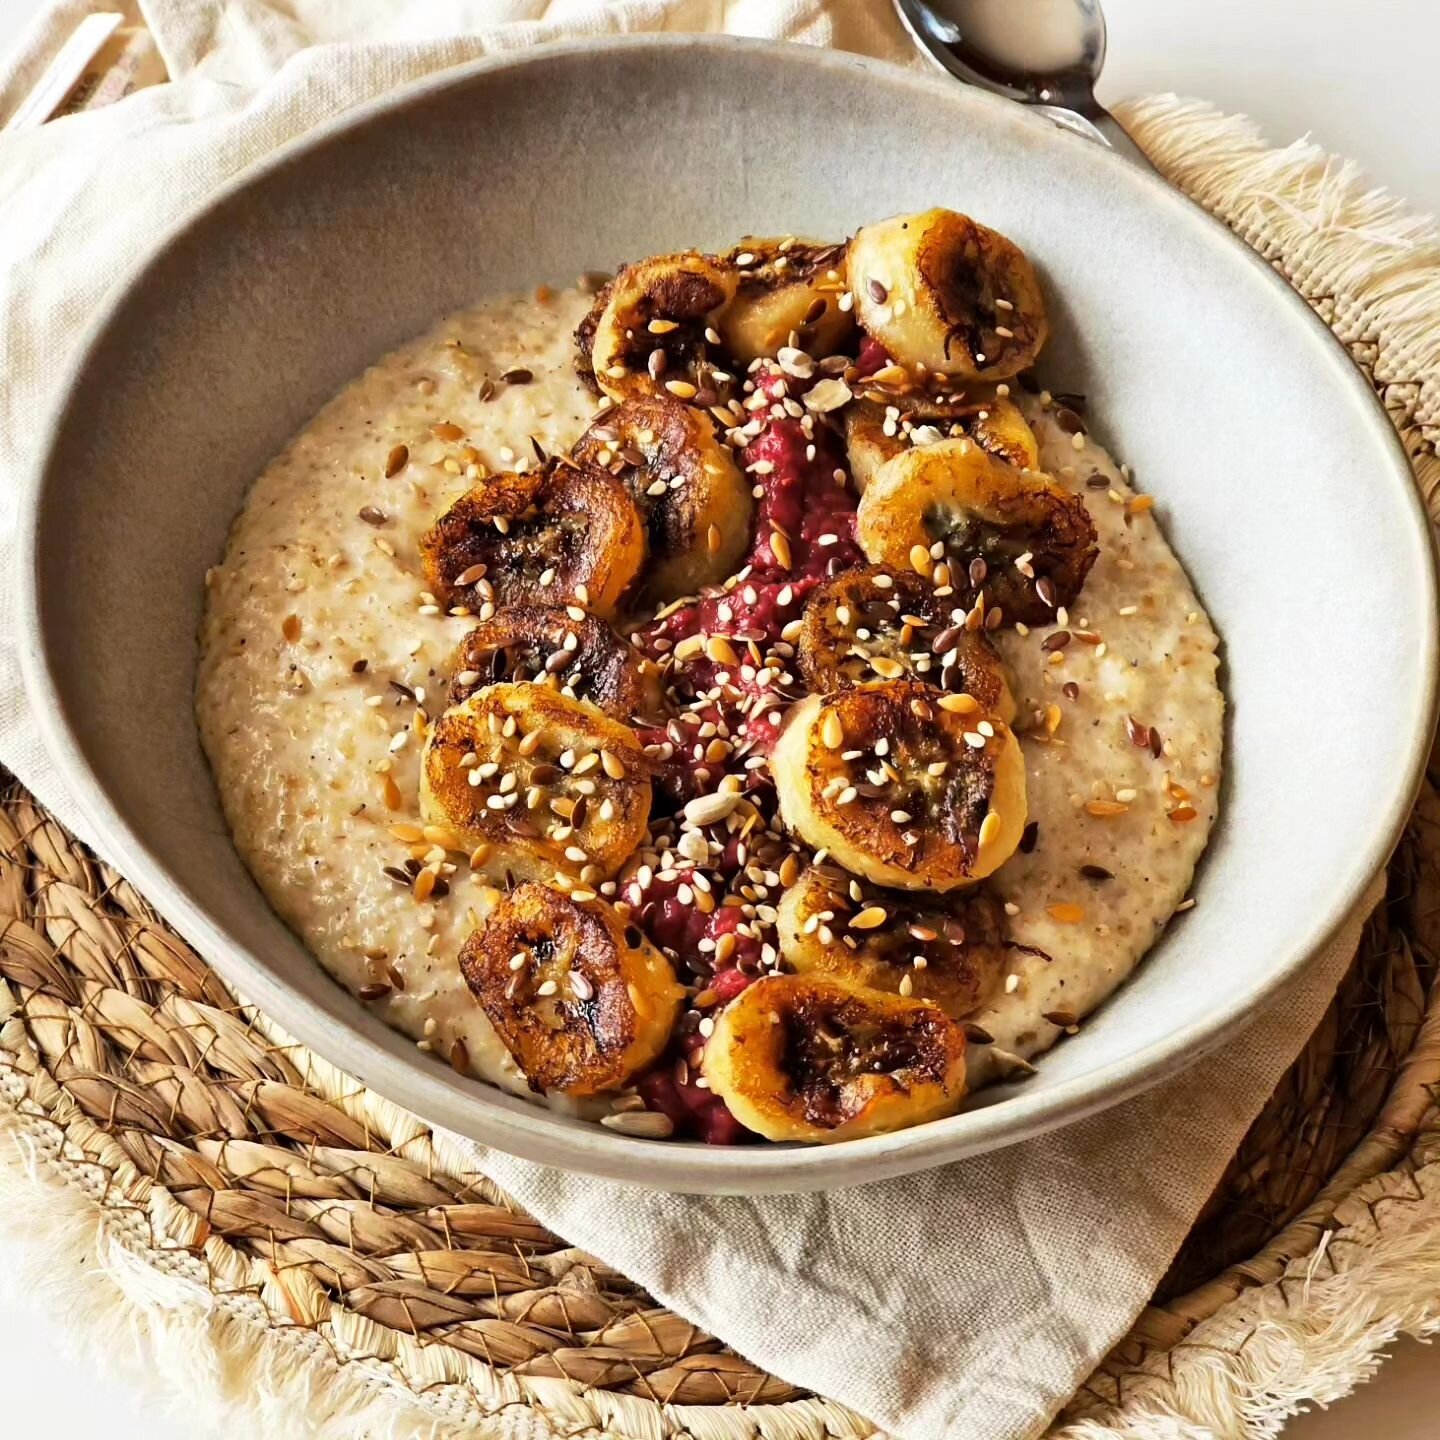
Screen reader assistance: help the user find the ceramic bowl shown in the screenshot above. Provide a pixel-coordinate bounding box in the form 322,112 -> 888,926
19,37 -> 1437,1193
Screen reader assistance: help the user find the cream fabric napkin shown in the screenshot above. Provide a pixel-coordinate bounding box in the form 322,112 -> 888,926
0,5 -> 1385,1438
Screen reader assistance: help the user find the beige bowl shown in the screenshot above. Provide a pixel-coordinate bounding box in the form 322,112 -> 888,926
18,38 -> 1437,1192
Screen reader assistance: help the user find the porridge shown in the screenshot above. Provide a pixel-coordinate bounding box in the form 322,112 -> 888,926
198,209 -> 1222,1144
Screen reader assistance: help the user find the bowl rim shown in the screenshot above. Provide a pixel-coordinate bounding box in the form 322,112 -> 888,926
17,33 -> 1439,1193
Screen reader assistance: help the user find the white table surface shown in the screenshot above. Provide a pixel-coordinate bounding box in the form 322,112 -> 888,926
1,1 -> 1436,1436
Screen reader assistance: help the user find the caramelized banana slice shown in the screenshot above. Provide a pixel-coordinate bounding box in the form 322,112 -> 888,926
772,680 -> 1026,892
448,606 -> 664,722
421,684 -> 651,881
421,460 -> 644,620
460,883 -> 684,1095
715,238 -> 854,364
572,396 -> 753,599
857,439 -> 1097,624
968,393 -> 1042,470
843,389 -> 1039,492
796,564 -> 1015,718
585,252 -> 737,404
777,865 -> 1007,1018
702,973 -> 966,1142
848,208 -> 1047,380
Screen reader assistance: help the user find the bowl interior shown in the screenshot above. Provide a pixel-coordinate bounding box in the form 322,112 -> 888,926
22,38 -> 1435,1192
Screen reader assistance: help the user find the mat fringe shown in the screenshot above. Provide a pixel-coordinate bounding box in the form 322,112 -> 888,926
1057,1159 -> 1440,1439
3,92 -> 1440,1440
0,1113 -> 533,1440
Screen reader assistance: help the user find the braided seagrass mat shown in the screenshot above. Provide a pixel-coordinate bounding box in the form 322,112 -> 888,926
3,99 -> 1440,1440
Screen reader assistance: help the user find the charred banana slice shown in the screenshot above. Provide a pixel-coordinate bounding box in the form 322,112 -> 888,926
843,388 -> 1039,492
460,882 -> 684,1095
421,683 -> 651,882
847,208 -> 1047,380
714,238 -> 854,364
702,973 -> 967,1142
420,460 -> 644,620
776,865 -> 1007,1018
572,396 -> 753,599
856,439 -> 1097,624
771,679 -> 1026,892
796,564 -> 1015,719
584,252 -> 737,404
968,392 -> 1041,470
448,606 -> 664,722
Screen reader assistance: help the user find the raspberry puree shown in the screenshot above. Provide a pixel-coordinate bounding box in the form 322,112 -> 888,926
625,379 -> 866,1139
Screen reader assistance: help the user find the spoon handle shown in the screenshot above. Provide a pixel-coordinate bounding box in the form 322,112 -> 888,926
1034,103 -> 1159,174
1086,107 -> 1160,173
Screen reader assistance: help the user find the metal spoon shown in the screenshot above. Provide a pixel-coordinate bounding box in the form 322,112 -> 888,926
892,0 -> 1156,171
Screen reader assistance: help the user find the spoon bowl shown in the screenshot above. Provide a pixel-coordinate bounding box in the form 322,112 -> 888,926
893,0 -> 1154,164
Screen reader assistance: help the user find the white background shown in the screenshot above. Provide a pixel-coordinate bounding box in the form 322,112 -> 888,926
1,0 -> 1436,1435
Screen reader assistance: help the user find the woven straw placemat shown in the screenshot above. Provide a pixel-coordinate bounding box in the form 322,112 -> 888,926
2,97 -> 1439,1440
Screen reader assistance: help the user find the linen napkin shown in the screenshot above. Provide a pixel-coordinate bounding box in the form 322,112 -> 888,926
0,5 -> 1386,1437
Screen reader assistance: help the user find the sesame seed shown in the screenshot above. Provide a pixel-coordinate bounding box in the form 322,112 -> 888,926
600,1110 -> 674,1138
683,791 -> 740,827
1085,799 -> 1130,817
939,693 -> 979,714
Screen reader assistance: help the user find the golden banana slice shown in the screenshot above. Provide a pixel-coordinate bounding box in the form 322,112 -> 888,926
714,237 -> 854,364
421,683 -> 651,882
584,251 -> 737,404
572,396 -> 753,600
969,392 -> 1042,470
448,606 -> 665,722
459,882 -> 684,1095
702,973 -> 967,1142
771,680 -> 1027,892
847,208 -> 1047,380
856,439 -> 1097,625
796,564 -> 1015,719
776,865 -> 1007,1019
421,460 -> 645,620
842,389 -> 1039,492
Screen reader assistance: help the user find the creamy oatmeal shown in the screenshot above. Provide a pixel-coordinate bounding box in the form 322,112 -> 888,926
198,210 -> 1222,1144
969,400 -> 1220,1081
198,291 -> 596,1101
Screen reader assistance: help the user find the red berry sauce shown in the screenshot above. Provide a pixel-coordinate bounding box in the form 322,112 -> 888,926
624,356 -> 869,1142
